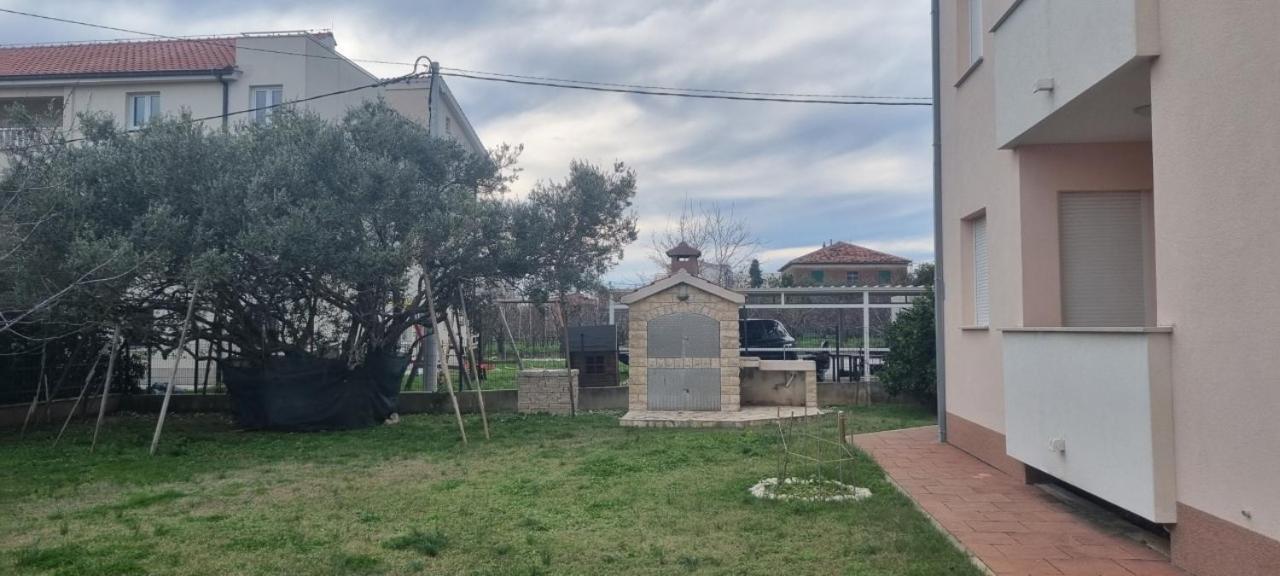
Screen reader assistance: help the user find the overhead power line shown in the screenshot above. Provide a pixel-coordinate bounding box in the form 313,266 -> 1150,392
439,72 -> 932,106
0,7 -> 932,104
440,66 -> 932,101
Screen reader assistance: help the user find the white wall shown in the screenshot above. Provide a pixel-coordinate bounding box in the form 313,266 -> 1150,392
1003,329 -> 1175,522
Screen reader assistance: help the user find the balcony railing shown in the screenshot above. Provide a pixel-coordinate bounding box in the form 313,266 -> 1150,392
1001,326 -> 1175,523
0,127 -> 50,151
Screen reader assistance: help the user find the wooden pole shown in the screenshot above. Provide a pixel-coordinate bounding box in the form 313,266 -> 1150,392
149,288 -> 199,456
443,307 -> 468,391
54,343 -> 107,447
497,303 -> 524,370
423,273 -> 467,444
20,344 -> 49,438
459,290 -> 490,440
90,325 -> 123,452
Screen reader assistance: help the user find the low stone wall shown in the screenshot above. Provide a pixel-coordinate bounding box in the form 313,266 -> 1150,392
517,369 -> 579,415
1,381 -> 893,427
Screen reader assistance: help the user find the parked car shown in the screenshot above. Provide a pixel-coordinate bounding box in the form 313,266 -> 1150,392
739,318 -> 796,360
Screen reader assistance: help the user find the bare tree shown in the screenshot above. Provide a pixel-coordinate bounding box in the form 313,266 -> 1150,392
648,199 -> 759,287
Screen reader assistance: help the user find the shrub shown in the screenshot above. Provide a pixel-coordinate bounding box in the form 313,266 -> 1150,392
880,288 -> 936,404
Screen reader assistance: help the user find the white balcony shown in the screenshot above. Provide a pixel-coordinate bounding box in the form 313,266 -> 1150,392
1001,326 -> 1175,523
992,0 -> 1160,148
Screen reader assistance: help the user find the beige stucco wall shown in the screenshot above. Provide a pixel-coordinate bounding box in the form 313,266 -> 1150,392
1017,143 -> 1154,327
626,283 -> 741,412
1149,1 -> 1280,545
944,0 -> 1280,561
940,0 -> 1021,434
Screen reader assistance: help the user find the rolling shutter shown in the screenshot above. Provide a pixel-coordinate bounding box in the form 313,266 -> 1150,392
1059,192 -> 1148,327
973,217 -> 990,326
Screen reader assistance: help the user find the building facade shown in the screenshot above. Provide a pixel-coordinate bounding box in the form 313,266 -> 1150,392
0,31 -> 484,155
779,241 -> 911,286
938,2 -> 1280,574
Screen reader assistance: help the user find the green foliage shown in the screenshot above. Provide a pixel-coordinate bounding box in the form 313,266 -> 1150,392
516,161 -> 638,303
910,262 -> 935,286
4,101 -> 636,378
880,288 -> 937,404
747,259 -> 763,288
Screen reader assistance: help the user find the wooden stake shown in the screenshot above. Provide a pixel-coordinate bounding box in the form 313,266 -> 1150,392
459,290 -> 490,440
149,287 -> 200,456
496,303 -> 525,370
20,344 -> 49,438
90,325 -> 123,452
53,344 -> 107,447
423,273 -> 467,444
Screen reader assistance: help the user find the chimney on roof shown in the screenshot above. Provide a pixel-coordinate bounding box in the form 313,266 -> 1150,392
666,241 -> 701,276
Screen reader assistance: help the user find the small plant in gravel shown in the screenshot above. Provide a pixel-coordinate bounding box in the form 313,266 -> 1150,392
749,477 -> 872,502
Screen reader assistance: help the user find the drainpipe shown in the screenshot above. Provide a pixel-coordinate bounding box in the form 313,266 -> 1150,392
216,71 -> 230,132
931,0 -> 948,443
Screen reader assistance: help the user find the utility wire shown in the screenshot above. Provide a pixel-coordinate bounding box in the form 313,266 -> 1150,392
440,66 -> 932,101
0,7 -> 932,103
439,72 -> 932,106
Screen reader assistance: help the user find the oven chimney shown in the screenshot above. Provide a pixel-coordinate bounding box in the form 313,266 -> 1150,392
666,241 -> 701,275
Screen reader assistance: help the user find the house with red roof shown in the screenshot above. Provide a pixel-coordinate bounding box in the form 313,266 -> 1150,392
0,31 -> 482,154
778,241 -> 911,286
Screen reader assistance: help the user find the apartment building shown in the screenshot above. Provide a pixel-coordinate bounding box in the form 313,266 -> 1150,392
0,31 -> 483,154
937,2 -> 1280,574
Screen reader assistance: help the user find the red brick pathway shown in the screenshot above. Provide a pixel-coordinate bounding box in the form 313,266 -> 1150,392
851,426 -> 1187,576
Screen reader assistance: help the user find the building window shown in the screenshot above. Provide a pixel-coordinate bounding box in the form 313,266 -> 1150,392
965,0 -> 983,66
846,271 -> 860,285
252,86 -> 284,124
878,270 -> 892,284
1059,191 -> 1152,327
971,216 -> 990,326
127,93 -> 160,129
810,270 -> 825,284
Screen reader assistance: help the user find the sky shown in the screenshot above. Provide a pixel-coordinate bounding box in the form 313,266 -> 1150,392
0,0 -> 935,284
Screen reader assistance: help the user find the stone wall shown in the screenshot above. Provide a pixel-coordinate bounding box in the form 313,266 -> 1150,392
516,369 -> 579,415
626,284 -> 741,412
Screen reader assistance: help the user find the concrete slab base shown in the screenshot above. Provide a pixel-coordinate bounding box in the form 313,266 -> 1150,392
620,406 -> 828,428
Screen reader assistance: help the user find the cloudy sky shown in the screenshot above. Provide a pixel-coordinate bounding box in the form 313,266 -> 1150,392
0,0 -> 934,284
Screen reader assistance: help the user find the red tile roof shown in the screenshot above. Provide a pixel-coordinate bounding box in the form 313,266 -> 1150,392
0,37 -> 236,79
780,241 -> 910,270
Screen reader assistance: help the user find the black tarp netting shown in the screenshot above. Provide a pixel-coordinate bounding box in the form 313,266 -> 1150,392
222,353 -> 408,431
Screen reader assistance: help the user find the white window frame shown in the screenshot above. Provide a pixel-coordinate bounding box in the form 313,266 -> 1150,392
127,93 -> 160,130
967,0 -> 984,66
972,216 -> 990,327
251,85 -> 284,124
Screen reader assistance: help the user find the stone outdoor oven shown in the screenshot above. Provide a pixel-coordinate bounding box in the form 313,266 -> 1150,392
620,267 -> 746,413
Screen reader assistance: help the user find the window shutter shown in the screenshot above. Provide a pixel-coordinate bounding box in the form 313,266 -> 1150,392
973,217 -> 990,326
1059,192 -> 1148,327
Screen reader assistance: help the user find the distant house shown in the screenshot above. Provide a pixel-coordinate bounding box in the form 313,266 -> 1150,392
0,31 -> 484,156
778,242 -> 910,286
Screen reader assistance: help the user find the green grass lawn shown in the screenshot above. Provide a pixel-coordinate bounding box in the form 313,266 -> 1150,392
0,404 -> 976,576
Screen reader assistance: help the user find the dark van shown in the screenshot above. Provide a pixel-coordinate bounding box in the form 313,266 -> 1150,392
739,318 -> 796,359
